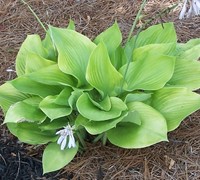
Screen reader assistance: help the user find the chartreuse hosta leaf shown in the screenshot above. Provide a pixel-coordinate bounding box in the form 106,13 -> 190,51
110,45 -> 127,70
39,117 -> 69,131
176,38 -> 200,61
68,89 -> 83,109
48,26 -> 96,86
11,76 -> 62,97
168,58 -> 200,90
120,54 -> 175,91
7,123 -> 56,145
132,43 -> 176,60
42,32 -> 57,61
0,82 -> 31,113
125,22 -> 177,60
131,22 -> 177,48
124,93 -> 152,103
41,20 -> 75,62
25,53 -> 55,74
4,97 -> 46,124
75,112 -> 128,135
28,64 -> 77,87
86,43 -> 123,97
107,102 -> 168,148
43,142 -> 78,174
16,35 -> 49,76
121,111 -> 141,125
87,92 -> 111,111
76,93 -> 127,121
39,88 -> 73,120
94,21 -> 122,56
151,87 -> 200,131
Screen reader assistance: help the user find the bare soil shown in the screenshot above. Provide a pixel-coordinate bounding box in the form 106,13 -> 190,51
0,0 -> 200,179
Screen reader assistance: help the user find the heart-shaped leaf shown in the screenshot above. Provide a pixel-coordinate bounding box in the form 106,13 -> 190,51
42,142 -> 78,174
176,38 -> 200,61
120,54 -> 175,91
168,58 -> 200,90
76,93 -> 127,121
28,64 -> 77,87
16,35 -> 48,76
11,76 -> 62,97
7,122 -> 56,144
94,21 -> 122,56
39,117 -> 69,131
25,53 -> 55,74
130,22 -> 177,48
107,102 -> 168,148
49,26 -> 96,86
4,101 -> 46,124
0,82 -> 30,113
86,42 -> 123,97
75,112 -> 127,135
40,95 -> 72,121
151,87 -> 200,131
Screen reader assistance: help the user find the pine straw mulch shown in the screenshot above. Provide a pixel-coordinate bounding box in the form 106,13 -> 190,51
0,0 -> 200,179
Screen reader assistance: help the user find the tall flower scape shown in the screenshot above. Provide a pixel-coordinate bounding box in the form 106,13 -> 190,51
0,19 -> 200,173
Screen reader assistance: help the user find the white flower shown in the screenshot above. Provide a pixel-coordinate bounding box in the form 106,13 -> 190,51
56,124 -> 76,150
179,0 -> 200,19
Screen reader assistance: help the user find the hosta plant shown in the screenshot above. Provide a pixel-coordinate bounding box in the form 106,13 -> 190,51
1,20 -> 200,173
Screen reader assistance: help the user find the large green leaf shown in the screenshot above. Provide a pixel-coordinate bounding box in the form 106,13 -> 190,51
39,95 -> 72,121
132,43 -> 176,60
107,102 -> 168,148
16,35 -> 48,76
75,112 -> 127,135
76,93 -> 127,121
168,59 -> 200,90
39,117 -> 68,131
86,43 -> 123,97
120,54 -> 175,91
7,122 -> 56,144
28,64 -> 77,87
42,142 -> 78,174
121,111 -> 141,125
131,22 -> 176,48
25,53 -> 55,74
43,20 -> 77,61
4,101 -> 46,124
0,82 -> 30,113
125,23 -> 177,61
11,76 -> 62,97
94,21 -> 122,56
176,38 -> 200,61
151,87 -> 200,131
48,26 -> 96,86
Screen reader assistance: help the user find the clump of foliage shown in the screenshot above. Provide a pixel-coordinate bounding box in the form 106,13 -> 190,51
1,20 -> 200,173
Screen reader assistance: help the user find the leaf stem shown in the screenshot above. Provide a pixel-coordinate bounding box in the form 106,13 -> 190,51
76,131 -> 86,149
20,0 -> 47,32
102,133 -> 107,146
125,0 -> 147,45
93,134 -> 104,143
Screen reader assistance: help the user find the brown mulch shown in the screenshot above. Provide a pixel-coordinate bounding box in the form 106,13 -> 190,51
0,0 -> 200,179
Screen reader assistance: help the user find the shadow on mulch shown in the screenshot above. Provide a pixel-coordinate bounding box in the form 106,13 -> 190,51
1,0 -> 200,179
0,140 -> 74,180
